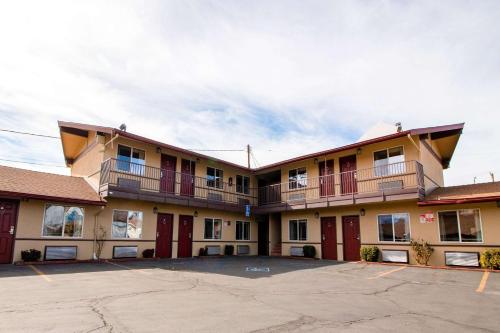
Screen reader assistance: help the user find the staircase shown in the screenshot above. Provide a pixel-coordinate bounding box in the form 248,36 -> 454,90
270,243 -> 282,257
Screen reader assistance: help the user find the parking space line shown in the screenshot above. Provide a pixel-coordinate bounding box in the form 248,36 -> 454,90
106,261 -> 153,275
476,271 -> 490,293
368,266 -> 407,279
28,265 -> 52,282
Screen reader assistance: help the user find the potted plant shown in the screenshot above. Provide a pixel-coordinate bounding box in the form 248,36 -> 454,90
21,249 -> 42,262
142,249 -> 154,258
303,245 -> 316,258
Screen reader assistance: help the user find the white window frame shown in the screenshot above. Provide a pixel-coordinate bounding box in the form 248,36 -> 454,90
116,144 -> 146,175
377,213 -> 411,243
204,217 -> 223,240
236,175 -> 250,194
373,146 -> 405,177
235,221 -> 251,241
289,219 -> 307,241
207,167 -> 224,189
437,209 -> 484,243
41,204 -> 85,238
111,209 -> 144,239
288,167 -> 307,190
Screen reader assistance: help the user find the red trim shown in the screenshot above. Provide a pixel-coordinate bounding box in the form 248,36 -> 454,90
418,196 -> 500,206
0,191 -> 106,206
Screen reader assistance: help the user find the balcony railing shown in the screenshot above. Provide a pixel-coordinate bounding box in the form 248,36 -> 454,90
99,158 -> 257,207
258,161 -> 424,206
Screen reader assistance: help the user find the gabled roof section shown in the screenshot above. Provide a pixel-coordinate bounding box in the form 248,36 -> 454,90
419,181 -> 500,206
0,165 -> 105,205
254,123 -> 464,172
58,121 -> 250,172
57,121 -> 464,173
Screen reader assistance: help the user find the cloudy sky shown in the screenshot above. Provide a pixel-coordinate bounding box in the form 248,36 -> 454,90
0,1 -> 499,185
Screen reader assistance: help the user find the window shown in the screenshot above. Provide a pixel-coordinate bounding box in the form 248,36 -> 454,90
438,209 -> 482,242
112,210 -> 143,239
236,175 -> 250,194
204,218 -> 222,239
236,221 -> 250,240
289,168 -> 307,189
378,213 -> 410,242
374,146 -> 405,176
42,205 -> 84,237
207,167 -> 223,189
117,145 -> 145,175
289,219 -> 307,241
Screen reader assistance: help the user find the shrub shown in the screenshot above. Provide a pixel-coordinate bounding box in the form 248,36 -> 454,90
142,249 -> 154,258
410,239 -> 434,265
21,249 -> 41,262
360,246 -> 379,262
198,248 -> 206,256
303,245 -> 316,258
480,249 -> 500,270
224,245 -> 234,256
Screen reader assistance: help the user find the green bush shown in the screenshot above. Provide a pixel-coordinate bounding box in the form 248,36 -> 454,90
303,245 -> 316,258
410,239 -> 434,265
480,249 -> 500,269
224,245 -> 234,256
142,249 -> 154,258
21,249 -> 41,262
360,246 -> 379,262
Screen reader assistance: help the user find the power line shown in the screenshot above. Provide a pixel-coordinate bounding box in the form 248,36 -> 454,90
0,158 -> 67,168
0,128 -> 60,139
187,149 -> 245,152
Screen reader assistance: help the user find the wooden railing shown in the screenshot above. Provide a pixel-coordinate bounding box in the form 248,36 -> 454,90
99,158 -> 257,206
258,161 -> 424,205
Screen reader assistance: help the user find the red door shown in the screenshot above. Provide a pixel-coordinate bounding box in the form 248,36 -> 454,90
339,155 -> 357,195
319,160 -> 335,197
177,215 -> 193,258
0,200 -> 18,264
160,154 -> 177,194
155,213 -> 173,258
342,216 -> 361,261
321,216 -> 337,260
180,159 -> 195,197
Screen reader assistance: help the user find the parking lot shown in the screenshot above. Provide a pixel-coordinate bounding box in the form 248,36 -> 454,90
0,257 -> 499,332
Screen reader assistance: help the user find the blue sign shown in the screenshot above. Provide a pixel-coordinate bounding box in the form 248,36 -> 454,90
245,204 -> 251,217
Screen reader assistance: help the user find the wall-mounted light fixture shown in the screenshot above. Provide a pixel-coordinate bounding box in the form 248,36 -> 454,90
196,157 -> 201,163
360,208 -> 366,216
194,211 -> 198,217
314,158 -> 319,164
156,147 -> 161,154
153,207 -> 158,214
357,148 -> 362,155
314,212 -> 320,219
228,177 -> 233,186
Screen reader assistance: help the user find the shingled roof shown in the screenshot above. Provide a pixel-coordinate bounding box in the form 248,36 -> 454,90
420,182 -> 500,206
0,165 -> 105,205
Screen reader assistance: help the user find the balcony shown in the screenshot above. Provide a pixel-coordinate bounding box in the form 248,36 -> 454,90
255,161 -> 425,213
99,158 -> 257,212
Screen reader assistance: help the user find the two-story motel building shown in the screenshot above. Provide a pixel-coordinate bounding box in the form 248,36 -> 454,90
0,121 -> 499,267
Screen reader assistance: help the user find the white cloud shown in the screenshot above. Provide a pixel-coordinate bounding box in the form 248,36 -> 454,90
0,0 -> 499,184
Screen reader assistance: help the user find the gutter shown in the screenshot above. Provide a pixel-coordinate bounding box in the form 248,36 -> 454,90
418,196 -> 500,206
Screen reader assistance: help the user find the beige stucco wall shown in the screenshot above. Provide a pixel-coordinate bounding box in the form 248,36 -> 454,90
70,135 -> 106,190
102,136 -> 256,203
280,200 -> 500,266
12,198 -> 258,263
419,138 -> 445,192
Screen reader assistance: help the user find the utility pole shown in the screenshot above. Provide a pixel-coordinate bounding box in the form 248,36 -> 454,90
247,144 -> 251,168
490,172 -> 495,182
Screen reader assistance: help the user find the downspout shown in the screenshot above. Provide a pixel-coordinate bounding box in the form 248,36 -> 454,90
92,205 -> 105,260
